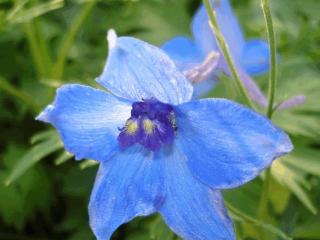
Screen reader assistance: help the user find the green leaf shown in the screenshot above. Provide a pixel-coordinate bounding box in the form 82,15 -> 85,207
54,150 -> 73,165
223,181 -> 261,217
269,177 -> 291,214
30,129 -> 57,144
62,166 -> 96,197
272,160 -> 317,214
226,201 -> 292,240
292,216 -> 320,239
7,0 -> 65,24
0,144 -> 52,230
283,146 -> 320,177
79,159 -> 98,170
5,133 -> 63,185
149,215 -> 175,240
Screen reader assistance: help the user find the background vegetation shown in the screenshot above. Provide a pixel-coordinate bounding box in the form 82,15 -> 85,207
0,0 -> 319,239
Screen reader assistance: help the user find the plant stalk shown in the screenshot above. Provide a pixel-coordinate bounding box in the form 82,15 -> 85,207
258,0 -> 278,239
203,0 -> 255,109
262,0 -> 277,119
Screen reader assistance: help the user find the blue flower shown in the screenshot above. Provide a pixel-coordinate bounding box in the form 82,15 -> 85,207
162,0 -> 271,103
37,29 -> 293,240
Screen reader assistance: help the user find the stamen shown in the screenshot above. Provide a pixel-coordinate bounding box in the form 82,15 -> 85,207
143,119 -> 155,135
118,99 -> 176,151
126,119 -> 138,135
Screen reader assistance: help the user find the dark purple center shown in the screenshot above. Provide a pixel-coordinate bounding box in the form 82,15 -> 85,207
118,98 -> 177,151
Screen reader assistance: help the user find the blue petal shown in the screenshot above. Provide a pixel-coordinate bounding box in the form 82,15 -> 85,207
36,84 -> 131,161
159,147 -> 235,239
89,146 -> 164,240
192,0 -> 245,62
161,36 -> 204,70
97,30 -> 193,105
240,39 -> 270,75
175,99 -> 293,189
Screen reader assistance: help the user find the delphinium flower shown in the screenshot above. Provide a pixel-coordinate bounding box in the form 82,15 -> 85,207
37,30 -> 293,240
162,0 -> 305,108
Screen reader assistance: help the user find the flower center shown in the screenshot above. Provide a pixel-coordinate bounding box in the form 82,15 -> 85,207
118,98 -> 177,151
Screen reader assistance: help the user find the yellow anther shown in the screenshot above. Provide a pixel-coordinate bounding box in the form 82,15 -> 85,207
143,119 -> 154,135
126,120 -> 138,135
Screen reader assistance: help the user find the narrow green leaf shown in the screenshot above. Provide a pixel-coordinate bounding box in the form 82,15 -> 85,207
7,0 -> 64,24
272,160 -> 317,214
30,129 -> 57,144
283,147 -> 320,177
79,160 -> 98,170
54,151 -> 73,165
52,0 -> 96,79
292,217 -> 320,238
226,201 -> 292,240
5,136 -> 63,185
283,178 -> 317,214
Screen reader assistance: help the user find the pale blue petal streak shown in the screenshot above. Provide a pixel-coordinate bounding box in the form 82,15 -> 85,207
159,147 -> 235,240
161,36 -> 204,70
36,84 -> 131,161
240,39 -> 270,75
89,146 -> 164,240
97,32 -> 193,105
175,99 -> 293,189
192,0 -> 245,62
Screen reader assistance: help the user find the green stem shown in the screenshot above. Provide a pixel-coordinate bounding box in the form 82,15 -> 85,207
258,168 -> 272,240
52,1 -> 96,79
258,168 -> 271,218
258,1 -> 278,239
262,0 -> 277,119
0,77 -> 40,113
258,0 -> 278,227
203,0 -> 255,109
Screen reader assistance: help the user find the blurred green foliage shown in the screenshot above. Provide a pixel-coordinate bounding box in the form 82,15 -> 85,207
0,0 -> 319,239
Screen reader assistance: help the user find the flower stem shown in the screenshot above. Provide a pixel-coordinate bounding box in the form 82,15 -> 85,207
203,0 -> 255,109
262,0 -> 277,119
258,168 -> 271,227
258,0 -> 278,238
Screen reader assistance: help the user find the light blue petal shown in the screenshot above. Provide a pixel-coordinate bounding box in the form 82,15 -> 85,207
97,30 -> 193,105
161,36 -> 204,71
175,99 -> 293,189
240,39 -> 270,75
192,0 -> 245,62
36,84 -> 131,161
89,146 -> 164,240
159,147 -> 235,240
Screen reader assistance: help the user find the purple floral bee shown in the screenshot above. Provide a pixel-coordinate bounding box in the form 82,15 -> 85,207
37,30 -> 292,240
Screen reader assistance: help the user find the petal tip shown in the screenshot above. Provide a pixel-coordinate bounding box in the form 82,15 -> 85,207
107,29 -> 118,49
280,134 -> 294,154
274,131 -> 293,160
35,105 -> 54,123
